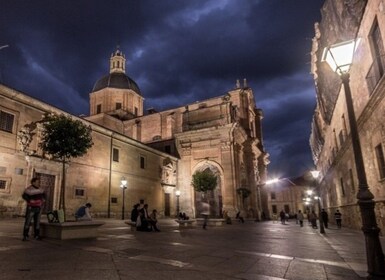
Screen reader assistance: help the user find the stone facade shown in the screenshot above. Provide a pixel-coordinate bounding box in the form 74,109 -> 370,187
310,0 -> 385,233
0,49 -> 268,220
264,175 -> 317,220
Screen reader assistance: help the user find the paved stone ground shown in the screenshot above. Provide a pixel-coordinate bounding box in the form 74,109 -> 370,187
0,217 -> 384,280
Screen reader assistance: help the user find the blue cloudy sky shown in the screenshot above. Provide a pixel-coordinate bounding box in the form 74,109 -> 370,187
0,0 -> 325,178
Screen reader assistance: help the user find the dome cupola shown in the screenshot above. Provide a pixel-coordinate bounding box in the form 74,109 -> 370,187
92,48 -> 141,95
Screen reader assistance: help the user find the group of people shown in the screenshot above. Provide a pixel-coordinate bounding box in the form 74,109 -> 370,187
178,212 -> 189,220
21,176 -> 345,240
293,208 -> 342,229
130,203 -> 160,232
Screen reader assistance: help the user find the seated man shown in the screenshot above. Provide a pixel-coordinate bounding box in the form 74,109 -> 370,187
75,203 -> 92,221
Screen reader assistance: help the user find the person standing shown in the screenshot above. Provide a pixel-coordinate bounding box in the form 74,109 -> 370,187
130,203 -> 140,223
201,200 -> 210,229
75,203 -> 92,221
22,177 -> 45,241
321,209 -> 329,228
138,204 -> 151,231
334,209 -> 342,228
297,210 -> 304,227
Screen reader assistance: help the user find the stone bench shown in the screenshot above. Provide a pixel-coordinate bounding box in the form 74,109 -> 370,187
195,218 -> 226,226
124,220 -> 137,231
175,219 -> 196,227
40,220 -> 105,240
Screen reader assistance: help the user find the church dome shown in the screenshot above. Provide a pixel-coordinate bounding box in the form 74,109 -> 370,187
92,72 -> 141,95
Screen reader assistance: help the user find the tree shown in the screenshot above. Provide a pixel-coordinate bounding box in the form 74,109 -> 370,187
237,187 -> 251,207
39,113 -> 93,220
191,170 -> 217,194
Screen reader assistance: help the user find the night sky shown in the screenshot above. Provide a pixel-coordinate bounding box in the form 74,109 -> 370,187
0,0 -> 324,179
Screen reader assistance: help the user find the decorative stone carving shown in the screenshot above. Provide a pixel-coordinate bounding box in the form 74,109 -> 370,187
161,157 -> 176,186
17,122 -> 37,154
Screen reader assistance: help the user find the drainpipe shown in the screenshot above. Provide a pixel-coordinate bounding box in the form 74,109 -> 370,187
108,133 -> 113,218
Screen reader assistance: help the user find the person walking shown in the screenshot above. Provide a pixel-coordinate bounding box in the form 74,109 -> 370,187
310,210 -> 318,229
321,208 -> 329,228
22,177 -> 45,241
279,210 -> 286,224
297,210 -> 304,227
236,210 -> 245,223
201,200 -> 210,229
75,203 -> 92,221
334,209 -> 342,228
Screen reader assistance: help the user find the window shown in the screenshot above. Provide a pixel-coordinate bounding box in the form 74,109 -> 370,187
113,148 -> 119,162
96,104 -> 102,114
0,177 -> 10,193
111,197 -> 118,203
338,130 -> 345,147
340,177 -> 345,196
140,155 -> 145,169
165,145 -> 171,154
371,20 -> 385,76
116,102 -> 122,110
0,110 -> 15,133
368,19 -> 385,93
0,180 -> 6,190
271,192 -> 276,200
15,168 -> 23,175
375,144 -> 385,179
349,169 -> 355,191
75,188 -> 85,197
272,205 -> 277,214
135,107 -> 138,116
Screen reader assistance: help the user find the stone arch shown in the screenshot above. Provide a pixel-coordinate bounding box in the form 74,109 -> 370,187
192,160 -> 224,218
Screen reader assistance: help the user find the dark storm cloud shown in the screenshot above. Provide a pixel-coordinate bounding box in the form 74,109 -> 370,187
0,0 -> 324,178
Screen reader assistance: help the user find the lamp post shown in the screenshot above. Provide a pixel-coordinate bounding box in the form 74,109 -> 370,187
120,177 -> 127,220
175,190 -> 181,216
323,39 -> 385,278
310,170 -> 325,234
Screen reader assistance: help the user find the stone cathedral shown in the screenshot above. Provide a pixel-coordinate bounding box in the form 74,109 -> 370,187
0,48 -> 269,220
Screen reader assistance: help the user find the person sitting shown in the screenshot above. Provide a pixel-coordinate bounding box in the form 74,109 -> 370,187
182,212 -> 189,220
149,209 -> 160,232
75,203 -> 92,221
178,212 -> 184,220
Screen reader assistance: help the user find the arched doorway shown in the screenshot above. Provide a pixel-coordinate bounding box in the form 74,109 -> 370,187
192,162 -> 223,218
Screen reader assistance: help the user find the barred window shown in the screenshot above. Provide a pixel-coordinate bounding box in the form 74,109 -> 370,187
75,188 -> 85,197
0,180 -> 6,189
0,110 -> 14,133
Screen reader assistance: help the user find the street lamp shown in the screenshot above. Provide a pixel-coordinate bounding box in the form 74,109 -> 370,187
310,170 -> 325,234
175,190 -> 181,216
323,39 -> 385,278
120,177 -> 127,220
